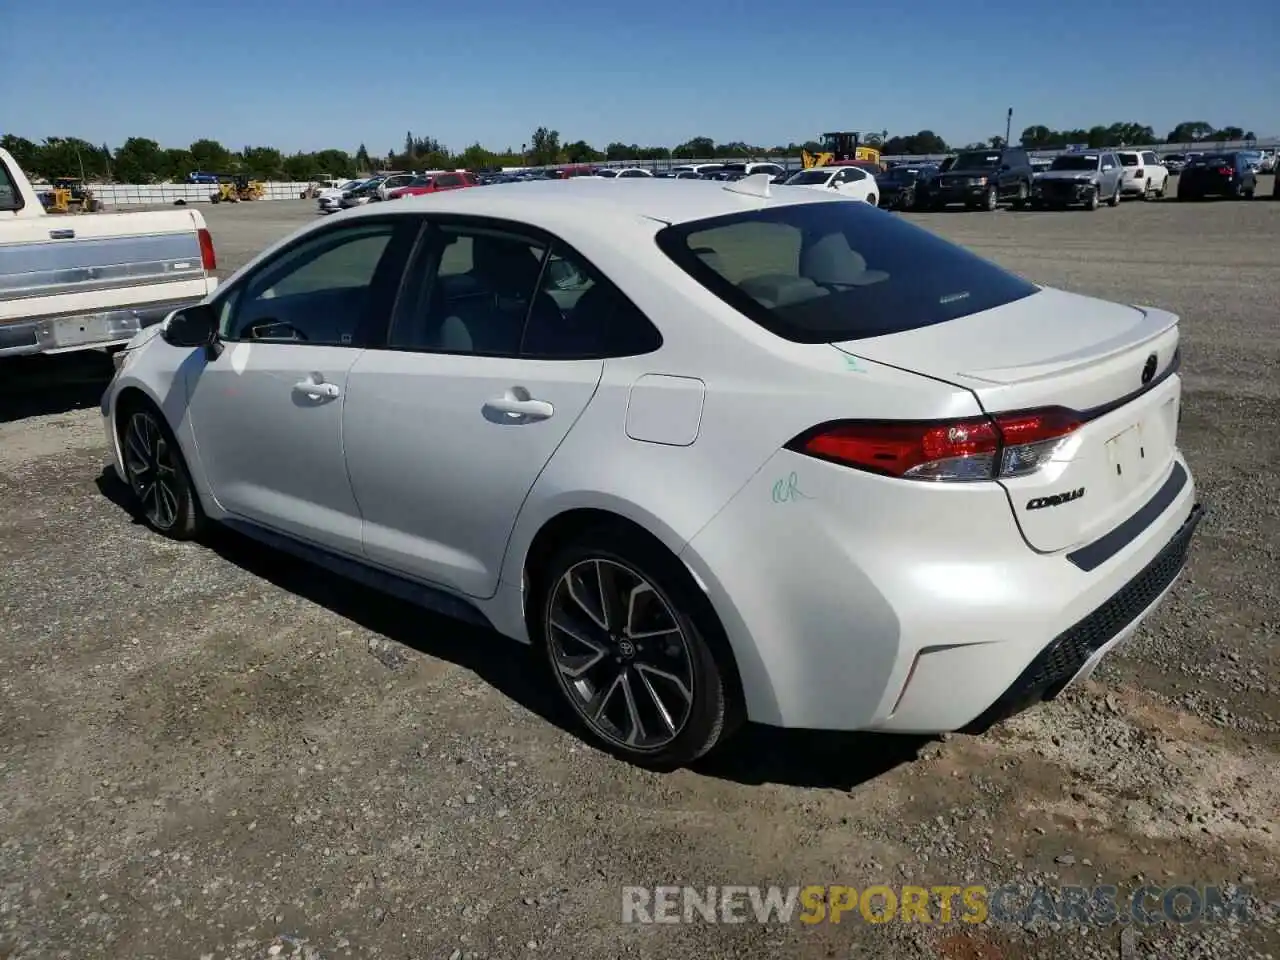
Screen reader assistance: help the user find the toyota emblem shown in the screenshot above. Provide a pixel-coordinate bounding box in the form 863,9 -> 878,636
1141,353 -> 1158,385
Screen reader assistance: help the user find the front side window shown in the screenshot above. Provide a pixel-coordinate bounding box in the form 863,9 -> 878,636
655,201 -> 1038,343
221,221 -> 408,345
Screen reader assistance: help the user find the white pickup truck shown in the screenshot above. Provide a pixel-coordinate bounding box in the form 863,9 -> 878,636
0,148 -> 219,358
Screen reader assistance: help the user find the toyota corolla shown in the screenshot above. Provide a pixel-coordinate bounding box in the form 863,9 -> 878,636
101,176 -> 1203,767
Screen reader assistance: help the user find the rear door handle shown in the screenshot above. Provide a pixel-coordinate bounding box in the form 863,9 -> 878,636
292,378 -> 340,400
483,395 -> 553,421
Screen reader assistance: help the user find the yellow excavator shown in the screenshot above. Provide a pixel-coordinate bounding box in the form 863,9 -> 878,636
801,132 -> 882,169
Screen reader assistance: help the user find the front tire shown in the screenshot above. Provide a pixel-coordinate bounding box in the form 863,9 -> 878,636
983,185 -> 999,211
118,400 -> 204,540
1012,181 -> 1028,209
1085,189 -> 1100,211
535,526 -> 739,768
1107,182 -> 1121,206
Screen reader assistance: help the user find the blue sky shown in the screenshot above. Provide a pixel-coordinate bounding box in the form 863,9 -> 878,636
3,0 -> 1276,153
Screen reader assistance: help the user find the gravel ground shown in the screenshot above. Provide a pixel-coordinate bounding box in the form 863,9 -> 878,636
1,185 -> 1278,960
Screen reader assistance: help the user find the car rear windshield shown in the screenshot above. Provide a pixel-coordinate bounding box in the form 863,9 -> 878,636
654,199 -> 1039,343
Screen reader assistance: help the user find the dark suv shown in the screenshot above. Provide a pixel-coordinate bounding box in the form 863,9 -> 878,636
919,147 -> 1034,211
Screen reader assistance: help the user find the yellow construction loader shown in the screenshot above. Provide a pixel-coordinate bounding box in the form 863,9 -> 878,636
210,175 -> 265,203
800,132 -> 882,170
44,178 -> 101,213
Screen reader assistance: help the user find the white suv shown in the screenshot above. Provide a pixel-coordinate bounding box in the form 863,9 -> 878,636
1116,150 -> 1169,200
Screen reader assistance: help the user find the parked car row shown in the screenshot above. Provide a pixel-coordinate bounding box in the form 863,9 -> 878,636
316,147 -> 1275,217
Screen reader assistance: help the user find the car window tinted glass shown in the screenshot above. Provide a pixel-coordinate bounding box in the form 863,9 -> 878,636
952,152 -> 1001,169
224,222 -> 398,344
655,201 -> 1038,344
1050,155 -> 1099,171
0,159 -> 18,210
786,170 -> 832,185
435,173 -> 463,188
389,225 -> 548,355
521,244 -> 661,359
1119,154 -> 1139,166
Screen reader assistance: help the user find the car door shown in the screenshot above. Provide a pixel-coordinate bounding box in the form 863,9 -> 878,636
342,218 -> 659,599
1100,154 -> 1120,195
835,167 -> 870,200
184,216 -> 418,556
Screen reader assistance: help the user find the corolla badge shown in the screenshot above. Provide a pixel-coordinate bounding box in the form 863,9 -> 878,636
1026,488 -> 1085,510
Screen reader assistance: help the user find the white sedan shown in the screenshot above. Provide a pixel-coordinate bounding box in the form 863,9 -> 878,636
784,164 -> 880,203
102,177 -> 1202,767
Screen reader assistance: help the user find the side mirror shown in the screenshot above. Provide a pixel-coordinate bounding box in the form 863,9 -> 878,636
162,303 -> 218,348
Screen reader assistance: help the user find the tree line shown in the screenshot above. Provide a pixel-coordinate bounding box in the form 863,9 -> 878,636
0,120 -> 1261,183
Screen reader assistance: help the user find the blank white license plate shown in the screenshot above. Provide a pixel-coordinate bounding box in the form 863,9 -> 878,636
1105,419 -> 1160,491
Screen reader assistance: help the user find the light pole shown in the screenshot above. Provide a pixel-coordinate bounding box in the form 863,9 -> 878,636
1004,108 -> 1013,149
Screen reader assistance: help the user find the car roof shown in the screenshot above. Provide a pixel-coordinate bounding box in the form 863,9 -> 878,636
347,176 -> 843,227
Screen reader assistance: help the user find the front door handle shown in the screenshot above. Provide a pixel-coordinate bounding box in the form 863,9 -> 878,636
292,377 -> 340,400
483,394 -> 553,421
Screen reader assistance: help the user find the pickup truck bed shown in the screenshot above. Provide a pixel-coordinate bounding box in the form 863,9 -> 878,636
1,149 -> 218,358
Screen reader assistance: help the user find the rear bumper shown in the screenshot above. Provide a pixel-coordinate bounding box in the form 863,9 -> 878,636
679,447 -> 1200,735
0,294 -> 211,358
963,501 -> 1205,732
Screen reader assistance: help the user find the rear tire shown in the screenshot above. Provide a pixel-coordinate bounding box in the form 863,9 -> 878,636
116,398 -> 204,540
533,525 -> 741,768
1140,178 -> 1151,200
1012,181 -> 1028,209
1107,183 -> 1121,207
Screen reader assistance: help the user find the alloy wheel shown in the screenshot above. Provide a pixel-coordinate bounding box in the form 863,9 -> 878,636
123,410 -> 181,530
546,558 -> 695,752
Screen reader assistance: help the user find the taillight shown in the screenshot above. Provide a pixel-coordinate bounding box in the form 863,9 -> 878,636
789,408 -> 1081,482
1134,168 -> 1143,177
1218,167 -> 1233,176
197,228 -> 216,271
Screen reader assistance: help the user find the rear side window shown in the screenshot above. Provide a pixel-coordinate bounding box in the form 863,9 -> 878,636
1119,154 -> 1139,166
654,200 -> 1038,343
0,158 -> 21,211
436,173 -> 463,188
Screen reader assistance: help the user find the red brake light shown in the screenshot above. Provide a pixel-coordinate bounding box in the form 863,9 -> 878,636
791,407 -> 1081,482
197,228 -> 216,271
1218,167 -> 1233,176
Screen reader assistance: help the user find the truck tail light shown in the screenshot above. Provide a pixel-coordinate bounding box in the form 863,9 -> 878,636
787,408 -> 1082,482
198,228 -> 217,271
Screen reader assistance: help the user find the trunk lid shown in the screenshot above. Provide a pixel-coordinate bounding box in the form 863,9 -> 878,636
834,286 -> 1182,553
